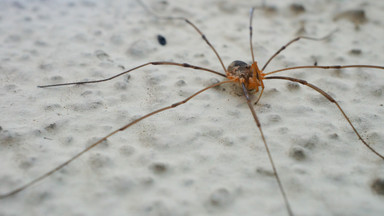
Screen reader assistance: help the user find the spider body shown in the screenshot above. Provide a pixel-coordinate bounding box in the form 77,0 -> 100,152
227,60 -> 265,91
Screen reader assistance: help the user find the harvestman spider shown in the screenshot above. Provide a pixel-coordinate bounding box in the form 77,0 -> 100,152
1,4 -> 384,216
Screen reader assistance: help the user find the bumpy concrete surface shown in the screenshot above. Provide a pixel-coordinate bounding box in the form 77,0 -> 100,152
0,0 -> 384,216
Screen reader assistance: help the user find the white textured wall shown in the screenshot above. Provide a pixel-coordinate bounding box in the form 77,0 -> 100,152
0,0 -> 383,215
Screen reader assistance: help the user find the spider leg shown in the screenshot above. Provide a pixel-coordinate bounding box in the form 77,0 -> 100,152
0,80 -> 234,199
138,0 -> 227,73
38,61 -> 226,88
242,82 -> 294,216
261,30 -> 337,71
265,64 -> 384,76
265,76 -> 384,160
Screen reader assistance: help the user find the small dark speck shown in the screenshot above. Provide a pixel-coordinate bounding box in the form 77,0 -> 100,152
371,178 -> 384,195
95,50 -> 110,61
39,64 -> 53,70
287,82 -> 300,91
256,167 -> 274,177
328,133 -> 339,139
175,80 -> 186,87
268,114 -> 281,123
149,162 -> 168,174
263,5 -> 278,16
289,146 -> 306,161
45,123 -> 56,131
44,104 -> 61,111
157,34 -> 166,46
81,90 -> 93,96
123,74 -> 131,83
64,136 -> 74,145
290,3 -> 305,14
349,49 -> 362,56
334,9 -> 367,27
118,65 -> 126,70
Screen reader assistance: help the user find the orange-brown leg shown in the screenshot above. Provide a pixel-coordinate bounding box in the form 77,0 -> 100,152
254,86 -> 265,105
241,82 -> 294,216
265,75 -> 384,160
264,64 -> 384,76
0,80 -> 234,199
37,61 -> 225,88
249,7 -> 256,63
261,30 -> 337,71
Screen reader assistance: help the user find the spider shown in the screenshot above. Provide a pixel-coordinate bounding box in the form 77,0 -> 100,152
1,1 -> 383,216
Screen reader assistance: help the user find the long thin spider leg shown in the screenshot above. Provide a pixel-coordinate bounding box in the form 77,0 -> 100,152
37,61 -> 226,88
254,87 -> 265,106
249,7 -> 256,63
264,64 -> 384,76
241,83 -> 294,216
265,76 -> 384,160
0,80 -> 234,199
261,30 -> 337,71
137,0 -> 227,73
